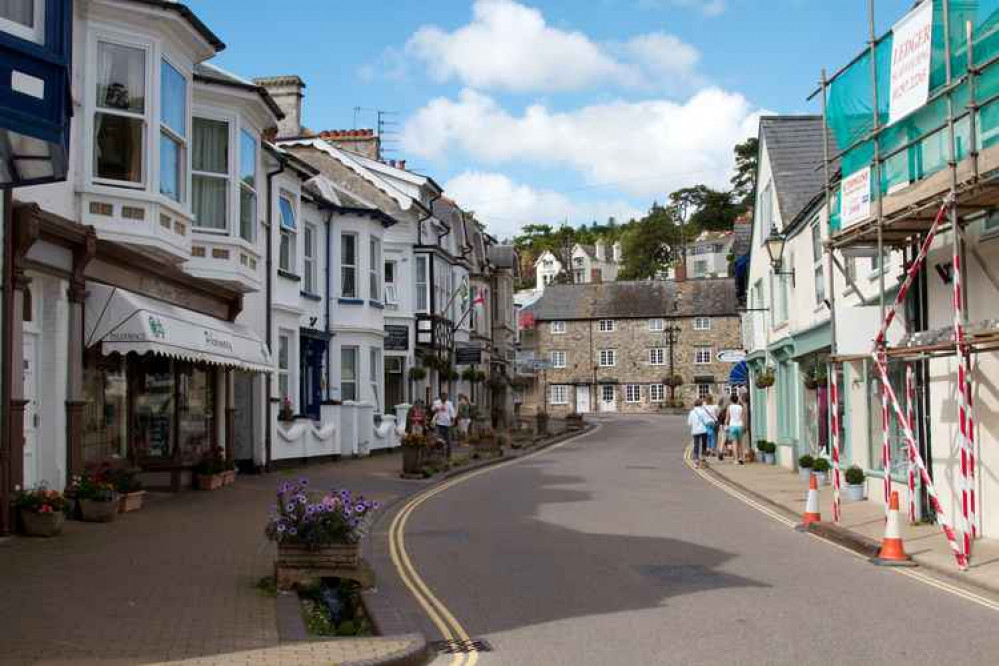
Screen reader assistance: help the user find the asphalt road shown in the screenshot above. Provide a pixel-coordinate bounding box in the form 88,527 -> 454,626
396,415 -> 999,665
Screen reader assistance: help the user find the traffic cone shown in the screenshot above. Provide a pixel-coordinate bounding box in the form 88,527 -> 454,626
800,472 -> 822,529
872,491 -> 914,566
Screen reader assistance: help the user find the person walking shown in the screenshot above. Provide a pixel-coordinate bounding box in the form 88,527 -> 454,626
704,394 -> 719,455
432,391 -> 456,459
716,395 -> 730,461
457,394 -> 472,440
687,398 -> 712,469
726,394 -> 746,465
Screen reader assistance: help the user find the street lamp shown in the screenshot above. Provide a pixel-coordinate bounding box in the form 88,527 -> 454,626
764,230 -> 796,286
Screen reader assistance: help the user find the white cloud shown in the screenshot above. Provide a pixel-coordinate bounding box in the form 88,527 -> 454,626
403,87 -> 761,198
639,0 -> 727,16
404,0 -> 700,92
445,171 -> 644,239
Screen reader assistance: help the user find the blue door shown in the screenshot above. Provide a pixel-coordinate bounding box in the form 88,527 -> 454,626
300,335 -> 327,420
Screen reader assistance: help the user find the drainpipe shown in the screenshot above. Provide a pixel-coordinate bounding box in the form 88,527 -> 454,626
1,190 -> 12,535
264,159 -> 286,472
324,206 -> 334,400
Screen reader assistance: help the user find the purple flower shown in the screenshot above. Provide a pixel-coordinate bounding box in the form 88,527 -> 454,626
288,527 -> 297,536
298,495 -> 307,505
299,478 -> 309,486
276,523 -> 286,533
355,503 -> 366,514
340,490 -> 351,500
286,503 -> 296,512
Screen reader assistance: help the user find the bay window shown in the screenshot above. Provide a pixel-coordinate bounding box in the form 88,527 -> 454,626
415,255 -> 428,312
239,130 -> 257,242
94,40 -> 147,186
303,224 -> 317,294
341,233 -> 357,298
369,237 -> 382,301
192,117 -> 228,230
279,195 -> 296,273
159,60 -> 186,202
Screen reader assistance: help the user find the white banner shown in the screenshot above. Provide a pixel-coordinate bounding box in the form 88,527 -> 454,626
889,0 -> 933,125
841,167 -> 872,229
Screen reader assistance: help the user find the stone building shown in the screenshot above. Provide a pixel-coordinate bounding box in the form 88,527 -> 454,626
521,279 -> 742,416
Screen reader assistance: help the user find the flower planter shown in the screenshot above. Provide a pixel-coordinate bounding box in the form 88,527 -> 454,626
799,467 -> 813,481
843,484 -> 865,502
196,474 -> 225,491
764,452 -> 776,465
19,509 -> 65,537
277,542 -> 361,570
80,498 -> 118,523
402,447 -> 425,475
222,469 -> 237,486
814,471 -> 829,486
118,491 -> 146,513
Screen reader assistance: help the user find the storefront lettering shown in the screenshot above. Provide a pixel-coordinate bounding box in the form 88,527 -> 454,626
204,330 -> 234,352
148,316 -> 167,339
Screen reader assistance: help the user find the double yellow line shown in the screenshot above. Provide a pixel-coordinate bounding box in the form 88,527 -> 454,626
388,425 -> 601,666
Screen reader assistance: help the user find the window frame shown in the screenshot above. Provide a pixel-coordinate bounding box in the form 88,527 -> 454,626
550,350 -> 567,369
384,260 -> 398,305
649,348 -> 665,366
158,57 -> 188,205
812,220 -> 826,307
693,317 -> 711,331
191,115 -> 230,233
625,384 -> 641,404
278,193 -> 298,274
550,320 -> 566,335
239,129 -> 258,243
695,346 -> 713,365
369,347 -> 382,413
598,349 -> 617,367
277,331 -> 292,403
340,346 -> 359,402
649,384 -> 665,403
648,318 -> 664,332
303,223 -> 317,294
698,383 -> 712,399
341,232 -> 358,298
369,236 -> 382,302
0,0 -> 44,44
598,319 -> 615,333
549,384 -> 569,406
415,254 -> 429,312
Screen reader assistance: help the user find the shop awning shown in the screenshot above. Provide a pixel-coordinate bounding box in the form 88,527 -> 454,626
84,282 -> 272,372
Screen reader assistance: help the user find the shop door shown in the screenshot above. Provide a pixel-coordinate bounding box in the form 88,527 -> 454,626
385,356 -> 405,411
599,385 -> 616,412
22,332 -> 39,488
233,372 -> 255,462
575,385 -> 591,413
300,336 -> 327,420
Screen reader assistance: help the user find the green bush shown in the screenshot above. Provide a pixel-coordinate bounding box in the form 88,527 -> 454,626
812,458 -> 831,473
845,465 -> 865,485
798,454 -> 814,469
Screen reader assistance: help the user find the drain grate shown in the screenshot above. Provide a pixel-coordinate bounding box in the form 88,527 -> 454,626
430,638 -> 494,654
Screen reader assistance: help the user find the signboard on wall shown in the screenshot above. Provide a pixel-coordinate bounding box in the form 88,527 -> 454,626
384,325 -> 409,351
841,167 -> 872,229
456,344 -> 482,365
716,349 -> 747,364
888,0 -> 934,125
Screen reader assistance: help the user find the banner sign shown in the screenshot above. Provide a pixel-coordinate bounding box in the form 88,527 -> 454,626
841,167 -> 872,229
716,349 -> 747,364
889,0 -> 933,125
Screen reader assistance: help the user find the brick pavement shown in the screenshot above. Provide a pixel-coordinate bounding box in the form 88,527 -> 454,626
0,452 -> 426,666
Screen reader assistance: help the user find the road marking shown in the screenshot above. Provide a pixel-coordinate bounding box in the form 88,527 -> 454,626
685,445 -> 999,613
389,425 -> 602,666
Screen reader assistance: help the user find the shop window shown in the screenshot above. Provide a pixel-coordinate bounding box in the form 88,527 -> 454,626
192,117 -> 228,231
159,60 -> 187,203
239,130 -> 257,242
341,346 -> 358,401
81,352 -> 127,463
177,365 -> 214,464
132,355 -> 175,460
341,232 -> 357,298
698,383 -> 711,399
94,40 -> 147,186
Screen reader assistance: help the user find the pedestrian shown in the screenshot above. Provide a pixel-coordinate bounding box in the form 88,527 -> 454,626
703,394 -> 719,454
726,394 -> 746,465
432,391 -> 456,459
408,400 -> 427,436
687,398 -> 712,469
457,394 -> 472,440
716,395 -> 730,461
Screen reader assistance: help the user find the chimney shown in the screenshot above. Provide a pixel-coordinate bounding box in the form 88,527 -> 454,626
595,240 -> 606,261
612,241 -> 622,263
254,75 -> 306,139
317,128 -> 381,160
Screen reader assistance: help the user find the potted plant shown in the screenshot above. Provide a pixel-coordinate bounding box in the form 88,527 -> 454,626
756,440 -> 768,462
664,374 -> 684,388
408,366 -> 427,382
812,457 -> 831,485
195,446 -> 228,490
279,396 -> 295,422
755,368 -> 776,389
401,432 -> 430,475
267,479 -> 380,586
72,469 -> 119,522
844,465 -> 866,501
798,454 -> 815,481
803,365 -> 828,391
112,467 -> 146,513
762,441 -> 777,465
13,486 -> 67,537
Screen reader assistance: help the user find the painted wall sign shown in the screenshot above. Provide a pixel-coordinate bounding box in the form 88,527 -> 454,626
840,167 -> 872,229
455,345 -> 482,365
889,0 -> 934,125
716,349 -> 747,363
384,325 -> 410,351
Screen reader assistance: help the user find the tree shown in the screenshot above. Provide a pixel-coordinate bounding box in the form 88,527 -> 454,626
666,186 -> 740,233
731,137 -> 759,211
617,204 -> 678,280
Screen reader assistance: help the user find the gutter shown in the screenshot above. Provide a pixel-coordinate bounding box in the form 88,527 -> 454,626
264,159 -> 286,472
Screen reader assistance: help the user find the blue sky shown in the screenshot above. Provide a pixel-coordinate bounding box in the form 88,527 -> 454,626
187,0 -> 916,239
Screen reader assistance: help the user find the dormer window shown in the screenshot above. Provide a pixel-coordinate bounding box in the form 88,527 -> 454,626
0,0 -> 44,44
159,60 -> 187,202
94,40 -> 148,186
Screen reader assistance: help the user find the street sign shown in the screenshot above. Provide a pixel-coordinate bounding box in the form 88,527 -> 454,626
717,349 -> 747,363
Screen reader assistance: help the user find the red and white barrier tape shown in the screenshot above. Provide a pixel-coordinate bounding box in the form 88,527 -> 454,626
830,367 -> 842,522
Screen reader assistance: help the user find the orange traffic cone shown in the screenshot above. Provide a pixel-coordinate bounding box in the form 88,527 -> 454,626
872,491 -> 914,566
800,472 -> 822,529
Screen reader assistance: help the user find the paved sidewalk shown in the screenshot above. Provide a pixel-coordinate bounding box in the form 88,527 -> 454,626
705,458 -> 999,592
0,451 -> 427,666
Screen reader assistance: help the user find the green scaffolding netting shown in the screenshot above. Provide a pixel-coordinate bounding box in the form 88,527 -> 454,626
827,0 -> 999,230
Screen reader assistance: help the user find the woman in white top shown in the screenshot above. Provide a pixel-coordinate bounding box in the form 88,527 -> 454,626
726,394 -> 746,464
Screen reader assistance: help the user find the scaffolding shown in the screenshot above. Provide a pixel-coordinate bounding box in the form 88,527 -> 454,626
818,0 -> 999,570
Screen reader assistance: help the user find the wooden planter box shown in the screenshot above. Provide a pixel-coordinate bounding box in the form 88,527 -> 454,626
402,447 -> 425,475
20,509 -> 65,537
196,474 -> 224,491
222,470 -> 236,486
275,542 -> 368,590
118,491 -> 146,513
80,498 -> 118,523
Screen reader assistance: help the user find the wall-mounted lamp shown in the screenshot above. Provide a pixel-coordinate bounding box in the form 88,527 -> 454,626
764,230 -> 796,287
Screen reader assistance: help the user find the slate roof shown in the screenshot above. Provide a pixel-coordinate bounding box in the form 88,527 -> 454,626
759,116 -> 831,228
532,278 -> 739,321
194,63 -> 284,120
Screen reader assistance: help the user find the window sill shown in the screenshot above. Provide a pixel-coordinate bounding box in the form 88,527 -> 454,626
369,300 -> 385,309
278,270 -> 301,282
338,297 -> 365,305
300,291 -> 322,302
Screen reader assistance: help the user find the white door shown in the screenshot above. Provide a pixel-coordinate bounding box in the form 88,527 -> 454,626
575,385 -> 591,414
599,385 -> 617,412
22,332 -> 39,489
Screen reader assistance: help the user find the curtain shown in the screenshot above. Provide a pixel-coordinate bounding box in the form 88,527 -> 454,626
239,189 -> 255,241
0,0 -> 33,27
193,175 -> 226,230
193,118 -> 227,173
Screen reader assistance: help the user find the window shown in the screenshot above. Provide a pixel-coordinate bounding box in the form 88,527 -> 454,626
695,347 -> 713,364
277,332 -> 291,401
649,318 -> 664,332
599,349 -> 617,367
239,130 -> 257,242
0,0 -> 43,43
601,385 -> 615,403
759,181 -> 774,242
94,41 -> 147,185
279,195 -> 297,273
649,348 -> 665,365
550,350 -> 567,368
812,221 -> 826,306
650,384 -> 665,403
369,237 -> 382,301
384,261 -> 398,305
625,385 -> 641,403
694,317 -> 711,331
984,210 -> 999,234
573,269 -> 585,283
370,347 -> 382,412
340,233 -> 357,297
549,385 -> 569,405
159,60 -> 186,203
598,319 -> 615,332
303,224 -> 317,294
550,321 -> 566,334
341,346 -> 358,401
693,260 -> 708,276
415,255 -> 428,312
192,118 -> 228,230
698,383 -> 712,399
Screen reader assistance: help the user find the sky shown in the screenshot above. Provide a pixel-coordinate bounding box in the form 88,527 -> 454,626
186,0 -> 918,240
